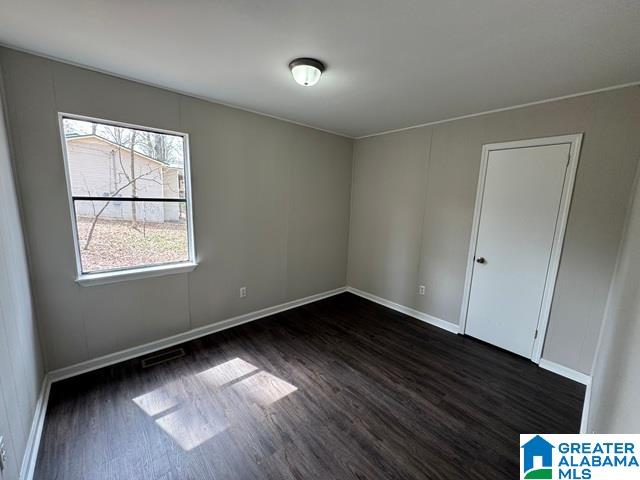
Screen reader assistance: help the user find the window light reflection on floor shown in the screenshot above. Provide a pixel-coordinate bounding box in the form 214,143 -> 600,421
195,357 -> 258,388
132,357 -> 298,451
230,370 -> 298,406
133,380 -> 182,417
155,403 -> 230,451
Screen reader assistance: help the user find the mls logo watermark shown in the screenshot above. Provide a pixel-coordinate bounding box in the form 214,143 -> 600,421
521,435 -> 554,478
520,434 -> 640,479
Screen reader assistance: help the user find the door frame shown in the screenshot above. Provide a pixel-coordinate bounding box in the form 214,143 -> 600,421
458,134 -> 583,362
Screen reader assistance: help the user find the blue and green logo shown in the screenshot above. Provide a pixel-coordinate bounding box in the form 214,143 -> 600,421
521,435 -> 554,479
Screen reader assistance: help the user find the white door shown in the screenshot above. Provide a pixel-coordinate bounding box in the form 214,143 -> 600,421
465,143 -> 571,357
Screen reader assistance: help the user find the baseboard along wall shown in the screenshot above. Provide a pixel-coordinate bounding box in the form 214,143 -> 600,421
48,287 -> 347,382
21,286 -> 347,479
538,359 -> 591,386
19,376 -> 51,480
20,286 -> 592,478
346,286 -> 593,436
346,286 -> 460,334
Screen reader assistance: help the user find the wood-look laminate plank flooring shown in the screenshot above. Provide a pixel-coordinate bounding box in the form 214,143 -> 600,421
35,293 -> 585,480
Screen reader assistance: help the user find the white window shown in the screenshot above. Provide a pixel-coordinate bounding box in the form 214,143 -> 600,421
59,114 -> 196,285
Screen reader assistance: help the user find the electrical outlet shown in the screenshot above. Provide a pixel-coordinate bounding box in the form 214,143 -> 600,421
418,285 -> 426,295
0,435 -> 7,472
239,286 -> 247,298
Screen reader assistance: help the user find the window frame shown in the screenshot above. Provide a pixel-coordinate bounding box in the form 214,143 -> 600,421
58,112 -> 197,286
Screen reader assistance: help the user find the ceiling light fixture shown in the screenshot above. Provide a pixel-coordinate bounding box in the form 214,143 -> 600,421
289,58 -> 325,87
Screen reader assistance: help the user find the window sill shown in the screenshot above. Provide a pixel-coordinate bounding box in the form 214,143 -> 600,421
76,262 -> 198,287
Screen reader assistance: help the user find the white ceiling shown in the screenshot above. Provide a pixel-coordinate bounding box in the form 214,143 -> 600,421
0,0 -> 639,138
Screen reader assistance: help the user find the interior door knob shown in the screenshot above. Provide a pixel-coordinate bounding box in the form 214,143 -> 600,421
476,257 -> 486,264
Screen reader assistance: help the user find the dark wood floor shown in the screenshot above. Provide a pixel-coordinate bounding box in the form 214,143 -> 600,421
35,293 -> 584,479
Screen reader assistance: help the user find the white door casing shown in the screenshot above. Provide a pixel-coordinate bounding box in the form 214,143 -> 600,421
459,134 -> 583,361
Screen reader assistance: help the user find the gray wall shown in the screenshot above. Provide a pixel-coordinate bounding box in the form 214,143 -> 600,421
0,48 -> 353,371
2,45 -> 639,380
0,66 -> 44,479
348,86 -> 640,375
588,168 -> 640,433
348,128 -> 431,308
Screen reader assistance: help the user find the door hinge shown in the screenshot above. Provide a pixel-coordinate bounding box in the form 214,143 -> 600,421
534,329 -> 539,339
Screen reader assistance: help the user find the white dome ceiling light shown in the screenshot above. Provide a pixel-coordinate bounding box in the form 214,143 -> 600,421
289,58 -> 325,87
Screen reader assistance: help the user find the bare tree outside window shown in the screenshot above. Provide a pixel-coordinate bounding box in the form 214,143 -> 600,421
60,116 -> 193,275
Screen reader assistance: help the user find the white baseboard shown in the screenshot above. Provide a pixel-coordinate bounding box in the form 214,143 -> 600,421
348,287 -> 593,433
538,359 -> 591,434
580,381 -> 592,434
21,287 -> 347,480
20,374 -> 51,480
346,286 -> 460,334
539,358 -> 591,386
21,286 -> 593,478
49,287 -> 346,382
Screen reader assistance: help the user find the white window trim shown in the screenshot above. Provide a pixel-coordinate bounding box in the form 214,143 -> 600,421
58,112 -> 197,286
75,261 -> 198,287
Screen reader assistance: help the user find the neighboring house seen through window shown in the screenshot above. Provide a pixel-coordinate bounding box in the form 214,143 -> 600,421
59,115 -> 195,280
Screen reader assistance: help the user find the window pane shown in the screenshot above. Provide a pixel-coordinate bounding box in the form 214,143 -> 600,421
74,200 -> 188,273
60,115 -> 192,276
62,118 -> 185,199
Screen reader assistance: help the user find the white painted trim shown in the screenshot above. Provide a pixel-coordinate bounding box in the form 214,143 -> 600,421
348,286 -> 593,432
2,43 -> 638,140
539,359 -> 591,386
19,375 -> 51,480
57,112 -> 198,282
356,81 -> 640,139
18,289 -> 591,477
20,287 -> 346,478
58,113 -> 86,281
458,134 -> 583,363
48,287 -> 347,382
346,287 -> 460,334
539,358 -> 592,434
459,153 -> 489,337
76,261 -> 198,286
531,135 -> 583,362
580,381 -> 592,434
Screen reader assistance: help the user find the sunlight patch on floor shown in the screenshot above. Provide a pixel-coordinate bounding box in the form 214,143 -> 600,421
195,357 -> 258,388
156,404 -> 230,451
231,371 -> 298,406
132,357 -> 298,451
133,380 -> 181,417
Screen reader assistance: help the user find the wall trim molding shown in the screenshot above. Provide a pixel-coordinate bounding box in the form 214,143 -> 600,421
48,287 -> 347,382
580,381 -> 592,434
539,358 -> 591,386
457,134 -> 583,364
3,44 -> 638,141
20,374 -> 51,480
0,42 -> 352,140
356,81 -> 640,139
19,288 -> 594,477
346,286 -> 460,334
539,360 -> 592,433
22,287 -> 347,480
